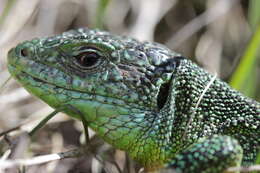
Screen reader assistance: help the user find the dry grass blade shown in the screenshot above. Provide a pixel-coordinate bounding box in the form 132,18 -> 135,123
0,0 -> 40,45
166,0 -> 239,48
227,165 -> 260,172
0,76 -> 11,95
0,125 -> 22,137
0,149 -> 11,161
128,0 -> 177,41
0,148 -> 84,169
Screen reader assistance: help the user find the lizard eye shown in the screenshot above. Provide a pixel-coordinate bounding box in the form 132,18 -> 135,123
75,52 -> 100,67
74,47 -> 103,69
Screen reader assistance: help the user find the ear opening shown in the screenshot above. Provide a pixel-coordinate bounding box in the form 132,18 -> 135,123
156,56 -> 184,110
157,81 -> 171,110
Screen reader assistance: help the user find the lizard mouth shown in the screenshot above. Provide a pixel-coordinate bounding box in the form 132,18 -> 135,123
8,62 -> 147,113
9,63 -> 147,124
8,64 -> 62,89
31,76 -> 44,82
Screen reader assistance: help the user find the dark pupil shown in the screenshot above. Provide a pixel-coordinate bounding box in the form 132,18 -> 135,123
76,52 -> 100,67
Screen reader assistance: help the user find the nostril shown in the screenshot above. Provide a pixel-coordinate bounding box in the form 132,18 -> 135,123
20,48 -> 29,57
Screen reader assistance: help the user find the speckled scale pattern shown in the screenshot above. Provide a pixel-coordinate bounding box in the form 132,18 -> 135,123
7,28 -> 260,173
170,59 -> 259,164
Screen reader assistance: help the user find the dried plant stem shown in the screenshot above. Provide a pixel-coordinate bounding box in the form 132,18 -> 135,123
0,76 -> 12,95
166,0 -> 238,48
227,165 -> 260,172
0,147 -> 85,169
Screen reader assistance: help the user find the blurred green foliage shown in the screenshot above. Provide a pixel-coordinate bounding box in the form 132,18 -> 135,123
96,0 -> 110,29
229,25 -> 260,100
252,152 -> 260,173
230,0 -> 260,101
0,0 -> 16,25
248,0 -> 260,29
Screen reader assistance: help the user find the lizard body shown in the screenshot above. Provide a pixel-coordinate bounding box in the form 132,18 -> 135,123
7,28 -> 260,172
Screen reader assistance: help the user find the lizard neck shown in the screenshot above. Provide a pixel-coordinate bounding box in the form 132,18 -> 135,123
87,108 -> 174,170
170,59 -> 260,162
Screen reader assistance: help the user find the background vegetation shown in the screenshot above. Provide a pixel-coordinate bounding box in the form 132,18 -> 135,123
0,0 -> 259,172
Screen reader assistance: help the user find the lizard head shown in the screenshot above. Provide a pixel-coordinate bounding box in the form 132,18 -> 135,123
8,28 -> 182,157
8,28 -> 182,117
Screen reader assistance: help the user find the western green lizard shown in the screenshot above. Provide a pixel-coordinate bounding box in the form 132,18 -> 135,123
7,28 -> 260,173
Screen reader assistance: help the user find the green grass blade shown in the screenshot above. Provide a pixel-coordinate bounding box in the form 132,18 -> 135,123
252,152 -> 260,173
229,24 -> 260,100
0,76 -> 12,95
95,0 -> 110,29
248,0 -> 260,29
0,0 -> 17,25
256,152 -> 260,164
